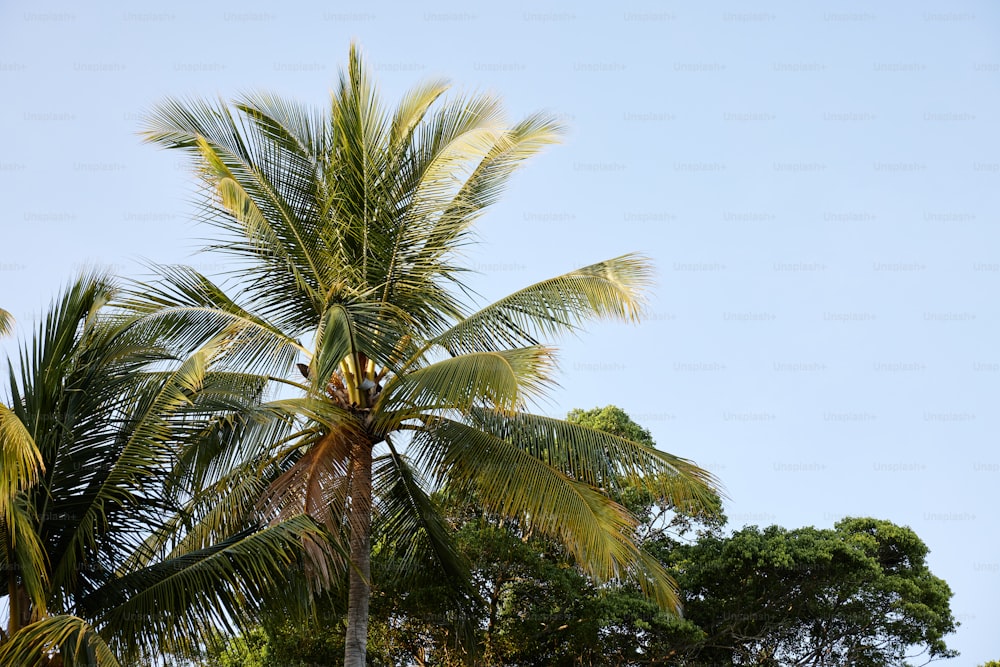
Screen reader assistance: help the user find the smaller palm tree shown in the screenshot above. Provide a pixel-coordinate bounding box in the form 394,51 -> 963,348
0,274 -> 324,666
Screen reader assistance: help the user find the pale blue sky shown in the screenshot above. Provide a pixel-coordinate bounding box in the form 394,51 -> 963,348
2,0 -> 998,662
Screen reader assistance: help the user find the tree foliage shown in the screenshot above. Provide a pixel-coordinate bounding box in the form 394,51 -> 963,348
665,518 -> 958,666
0,274 -> 324,666
194,406 -> 719,666
190,407 -> 957,667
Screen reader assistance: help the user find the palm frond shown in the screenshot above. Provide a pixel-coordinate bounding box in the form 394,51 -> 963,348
434,254 -> 654,355
388,77 -> 450,156
411,419 -> 645,586
47,342 -> 221,596
121,264 -> 306,375
311,300 -> 416,394
0,307 -> 13,337
0,615 -> 121,667
3,495 -> 50,618
404,108 -> 564,264
86,515 -> 325,663
372,439 -> 474,598
375,347 -> 556,429
166,396 -> 297,499
141,97 -> 328,321
0,404 -> 44,524
468,409 -> 719,508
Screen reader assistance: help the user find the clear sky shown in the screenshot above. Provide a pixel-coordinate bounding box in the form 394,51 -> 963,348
2,0 -> 998,662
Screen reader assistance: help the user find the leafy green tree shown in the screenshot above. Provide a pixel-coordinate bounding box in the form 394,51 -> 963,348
665,518 -> 958,666
361,407 -> 719,666
432,508 -> 706,667
567,406 -> 726,540
0,274 -> 323,666
134,44 -> 716,666
567,406 -> 657,446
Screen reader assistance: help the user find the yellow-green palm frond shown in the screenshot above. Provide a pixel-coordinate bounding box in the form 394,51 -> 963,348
0,615 -> 122,667
0,404 -> 44,523
2,495 -> 50,618
388,77 -> 451,156
468,409 -> 719,511
410,419 -> 649,587
374,346 -> 556,430
0,307 -> 13,337
434,254 -> 653,355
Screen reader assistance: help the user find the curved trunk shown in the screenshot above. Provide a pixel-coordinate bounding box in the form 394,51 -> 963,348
344,437 -> 373,667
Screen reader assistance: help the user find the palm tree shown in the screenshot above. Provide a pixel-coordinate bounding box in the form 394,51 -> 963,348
0,273 -> 325,666
134,43 -> 718,666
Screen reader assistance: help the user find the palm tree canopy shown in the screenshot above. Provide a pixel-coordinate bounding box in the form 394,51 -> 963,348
0,274 -> 326,665
131,43 -> 719,662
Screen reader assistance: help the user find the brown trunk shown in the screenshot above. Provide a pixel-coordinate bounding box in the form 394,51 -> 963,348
7,571 -> 18,637
7,573 -> 32,636
343,437 -> 373,667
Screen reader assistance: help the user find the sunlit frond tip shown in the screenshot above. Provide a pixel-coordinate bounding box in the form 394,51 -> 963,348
0,615 -> 122,667
0,307 -> 13,337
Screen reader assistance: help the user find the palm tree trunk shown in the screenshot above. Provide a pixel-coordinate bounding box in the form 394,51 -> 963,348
7,571 -> 19,637
6,577 -> 31,637
344,438 -> 373,667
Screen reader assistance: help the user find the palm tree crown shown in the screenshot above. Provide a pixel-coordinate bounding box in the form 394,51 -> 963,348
0,274 -> 326,666
132,43 -> 718,666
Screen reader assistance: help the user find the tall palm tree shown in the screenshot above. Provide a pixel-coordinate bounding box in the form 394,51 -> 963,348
134,43 -> 718,666
0,273 -> 325,666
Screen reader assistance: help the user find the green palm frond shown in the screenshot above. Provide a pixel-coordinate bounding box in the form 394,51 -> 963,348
375,347 -> 556,428
45,346 -> 214,597
166,398 -> 296,497
158,468 -> 270,563
3,495 -> 49,618
372,439 -> 474,597
0,615 -> 121,667
468,409 -> 719,508
141,99 -> 327,321
311,299 -> 415,393
434,254 -> 653,355
411,419 -> 641,580
86,515 -> 325,662
122,264 -> 306,374
237,92 -> 327,161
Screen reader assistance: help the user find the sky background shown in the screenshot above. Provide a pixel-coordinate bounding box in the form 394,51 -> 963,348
2,0 -> 998,662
